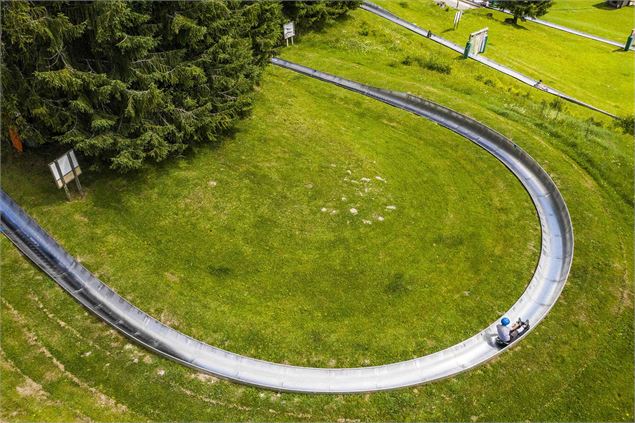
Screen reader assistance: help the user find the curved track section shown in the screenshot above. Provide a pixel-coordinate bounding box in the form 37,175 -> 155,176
0,58 -> 573,393
361,1 -> 618,118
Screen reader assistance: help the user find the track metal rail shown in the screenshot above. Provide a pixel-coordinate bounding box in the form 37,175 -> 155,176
360,1 -> 618,118
0,58 -> 573,393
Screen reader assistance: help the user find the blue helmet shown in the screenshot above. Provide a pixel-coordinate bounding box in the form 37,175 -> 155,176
501,317 -> 510,326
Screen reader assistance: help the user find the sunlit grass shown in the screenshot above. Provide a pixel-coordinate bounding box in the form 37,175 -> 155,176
1,2 -> 632,421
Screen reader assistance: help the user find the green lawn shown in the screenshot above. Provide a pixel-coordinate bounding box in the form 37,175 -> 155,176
0,64 -> 539,368
547,0 -> 634,41
372,0 -> 634,116
1,1 -> 633,421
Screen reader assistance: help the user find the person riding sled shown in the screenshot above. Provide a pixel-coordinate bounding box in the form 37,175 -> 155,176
496,317 -> 529,345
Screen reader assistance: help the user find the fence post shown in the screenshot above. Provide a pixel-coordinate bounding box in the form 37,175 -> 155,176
463,40 -> 471,58
625,30 -> 634,51
480,35 -> 488,53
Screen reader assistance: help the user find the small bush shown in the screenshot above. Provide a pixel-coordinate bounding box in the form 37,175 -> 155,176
416,55 -> 452,74
586,117 -> 605,129
402,55 -> 452,74
401,55 -> 414,66
549,98 -> 566,120
614,115 -> 634,135
358,21 -> 370,36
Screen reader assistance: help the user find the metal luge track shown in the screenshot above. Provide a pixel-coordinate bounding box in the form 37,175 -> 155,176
360,1 -> 618,118
0,58 -> 573,393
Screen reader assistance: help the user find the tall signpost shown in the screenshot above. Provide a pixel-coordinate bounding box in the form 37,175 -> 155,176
49,149 -> 84,201
283,22 -> 295,46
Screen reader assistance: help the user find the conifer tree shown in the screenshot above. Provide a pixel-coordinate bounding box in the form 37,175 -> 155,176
1,1 -> 359,172
282,0 -> 362,31
491,0 -> 553,25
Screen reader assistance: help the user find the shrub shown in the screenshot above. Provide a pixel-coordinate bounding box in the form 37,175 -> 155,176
358,21 -> 370,36
415,55 -> 452,74
401,55 -> 414,66
401,54 -> 452,74
614,115 -> 634,136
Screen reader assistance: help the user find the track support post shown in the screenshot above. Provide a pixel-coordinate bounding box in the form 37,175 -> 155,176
480,35 -> 488,53
625,30 -> 634,51
463,40 -> 471,58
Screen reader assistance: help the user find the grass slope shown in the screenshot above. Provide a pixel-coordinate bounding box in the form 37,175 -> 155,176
547,0 -> 635,41
1,1 -> 633,421
373,0 -> 634,116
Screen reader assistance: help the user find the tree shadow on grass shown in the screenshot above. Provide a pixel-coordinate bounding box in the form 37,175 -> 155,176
1,143 -> 71,208
1,128 -> 231,213
501,18 -> 530,30
592,1 -> 623,11
305,13 -> 356,34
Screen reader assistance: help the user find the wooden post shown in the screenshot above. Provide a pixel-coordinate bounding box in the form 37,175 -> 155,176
54,161 -> 72,201
67,153 -> 85,197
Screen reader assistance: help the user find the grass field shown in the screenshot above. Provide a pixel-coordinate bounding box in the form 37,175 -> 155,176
372,0 -> 634,116
1,1 -> 633,421
1,70 -> 540,367
546,0 -> 635,41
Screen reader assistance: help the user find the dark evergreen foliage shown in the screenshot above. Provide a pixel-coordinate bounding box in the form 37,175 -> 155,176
615,115 -> 634,135
282,0 -> 362,31
491,0 -> 553,25
1,0 -> 358,172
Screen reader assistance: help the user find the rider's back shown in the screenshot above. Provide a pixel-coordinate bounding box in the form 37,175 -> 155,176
496,324 -> 511,342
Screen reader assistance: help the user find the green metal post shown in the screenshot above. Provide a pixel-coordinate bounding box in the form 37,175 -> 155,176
480,35 -> 488,53
463,41 -> 471,58
625,33 -> 633,51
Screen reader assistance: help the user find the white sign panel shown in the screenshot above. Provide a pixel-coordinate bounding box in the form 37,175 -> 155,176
453,11 -> 462,28
469,27 -> 488,55
49,149 -> 81,189
283,22 -> 295,40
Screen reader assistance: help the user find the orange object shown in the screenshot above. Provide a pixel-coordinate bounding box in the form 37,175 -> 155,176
9,127 -> 23,153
